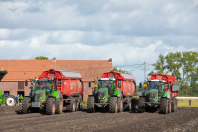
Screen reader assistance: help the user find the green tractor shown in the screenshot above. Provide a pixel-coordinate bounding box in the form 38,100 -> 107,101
138,74 -> 179,114
0,90 -> 16,106
22,79 -> 63,115
87,78 -> 123,113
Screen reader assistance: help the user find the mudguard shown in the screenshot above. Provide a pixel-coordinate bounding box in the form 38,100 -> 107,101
52,91 -> 62,99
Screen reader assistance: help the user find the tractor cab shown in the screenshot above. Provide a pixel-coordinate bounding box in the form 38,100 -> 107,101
35,79 -> 52,91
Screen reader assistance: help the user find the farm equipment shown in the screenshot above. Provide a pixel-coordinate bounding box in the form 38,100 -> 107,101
0,90 -> 16,106
87,71 -> 136,113
138,74 -> 179,114
22,69 -> 84,115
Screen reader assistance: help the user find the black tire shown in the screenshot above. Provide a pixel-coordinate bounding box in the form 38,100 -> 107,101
46,97 -> 56,115
118,95 -> 123,112
160,98 -> 169,114
67,97 -> 76,112
87,96 -> 95,113
131,97 -> 136,111
5,95 -> 16,106
21,97 -> 31,114
55,94 -> 63,114
138,97 -> 146,113
77,97 -> 82,111
109,97 -> 118,113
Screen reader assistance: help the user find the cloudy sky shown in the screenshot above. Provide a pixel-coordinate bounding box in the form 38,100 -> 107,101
0,0 -> 198,83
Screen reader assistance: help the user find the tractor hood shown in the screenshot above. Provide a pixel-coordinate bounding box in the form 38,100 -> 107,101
149,89 -> 158,102
34,90 -> 45,102
98,88 -> 108,101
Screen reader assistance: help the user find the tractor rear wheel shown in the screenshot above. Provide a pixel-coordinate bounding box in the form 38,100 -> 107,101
5,95 -> 16,106
55,94 -> 63,114
109,97 -> 118,113
160,98 -> 169,114
131,97 -> 136,111
46,98 -> 55,115
87,96 -> 95,113
138,97 -> 146,113
67,97 -> 76,112
21,97 -> 31,114
118,95 -> 123,112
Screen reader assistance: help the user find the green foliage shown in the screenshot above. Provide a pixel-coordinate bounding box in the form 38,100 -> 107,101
4,70 -> 8,74
35,56 -> 48,60
148,51 -> 198,96
113,67 -> 131,74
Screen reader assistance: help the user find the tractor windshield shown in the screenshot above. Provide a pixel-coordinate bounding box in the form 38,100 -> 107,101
148,81 -> 163,95
35,79 -> 51,90
98,80 -> 116,93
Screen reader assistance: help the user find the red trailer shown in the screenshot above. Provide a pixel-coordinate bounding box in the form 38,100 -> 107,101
39,69 -> 84,112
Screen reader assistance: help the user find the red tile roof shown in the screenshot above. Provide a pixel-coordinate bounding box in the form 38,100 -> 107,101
0,60 -> 113,81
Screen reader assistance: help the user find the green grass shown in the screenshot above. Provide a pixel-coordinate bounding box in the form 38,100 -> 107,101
178,99 -> 198,107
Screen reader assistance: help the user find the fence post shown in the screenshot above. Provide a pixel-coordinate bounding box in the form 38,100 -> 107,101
189,100 -> 191,106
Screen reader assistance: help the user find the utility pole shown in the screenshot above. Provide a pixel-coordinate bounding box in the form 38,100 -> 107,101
144,61 -> 146,81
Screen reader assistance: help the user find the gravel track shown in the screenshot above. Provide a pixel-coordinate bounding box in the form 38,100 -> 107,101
0,106 -> 198,132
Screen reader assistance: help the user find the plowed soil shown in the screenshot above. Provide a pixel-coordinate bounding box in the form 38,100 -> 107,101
0,106 -> 198,132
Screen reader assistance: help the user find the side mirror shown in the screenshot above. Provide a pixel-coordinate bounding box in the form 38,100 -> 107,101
139,83 -> 142,88
168,84 -> 170,89
89,82 -> 91,87
118,82 -> 121,87
25,80 -> 28,86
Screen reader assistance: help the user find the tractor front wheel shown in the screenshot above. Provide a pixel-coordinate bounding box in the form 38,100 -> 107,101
138,97 -> 146,113
46,98 -> 55,115
160,98 -> 169,114
21,97 -> 31,114
87,96 -> 95,113
109,97 -> 118,113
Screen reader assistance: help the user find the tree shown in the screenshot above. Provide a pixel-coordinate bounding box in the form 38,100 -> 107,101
113,67 -> 131,74
35,56 -> 48,60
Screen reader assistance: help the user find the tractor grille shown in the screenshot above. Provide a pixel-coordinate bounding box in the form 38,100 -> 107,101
98,90 -> 106,99
149,91 -> 157,99
34,91 -> 43,102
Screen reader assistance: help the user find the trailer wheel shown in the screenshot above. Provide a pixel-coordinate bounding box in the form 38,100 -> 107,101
87,96 -> 95,113
55,94 -> 63,114
109,97 -> 118,113
67,97 -> 76,112
138,97 -> 146,113
77,97 -> 82,111
21,97 -> 31,114
5,95 -> 16,106
46,97 -> 55,115
160,98 -> 169,114
118,95 -> 123,112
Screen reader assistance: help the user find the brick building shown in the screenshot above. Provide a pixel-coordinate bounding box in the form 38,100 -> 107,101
0,58 -> 113,101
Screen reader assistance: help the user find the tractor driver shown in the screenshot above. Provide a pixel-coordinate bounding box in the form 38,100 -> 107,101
42,83 -> 50,90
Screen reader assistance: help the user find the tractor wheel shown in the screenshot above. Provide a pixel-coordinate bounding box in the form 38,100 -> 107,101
67,97 -> 76,112
138,97 -> 146,113
5,95 -> 16,106
87,96 -> 95,113
46,98 -> 56,115
160,98 -> 169,114
21,97 -> 31,114
55,94 -> 63,114
109,97 -> 118,113
77,97 -> 82,111
131,97 -> 136,111
118,95 -> 123,112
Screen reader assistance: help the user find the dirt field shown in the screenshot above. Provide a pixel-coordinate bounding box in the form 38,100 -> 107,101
0,106 -> 198,132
